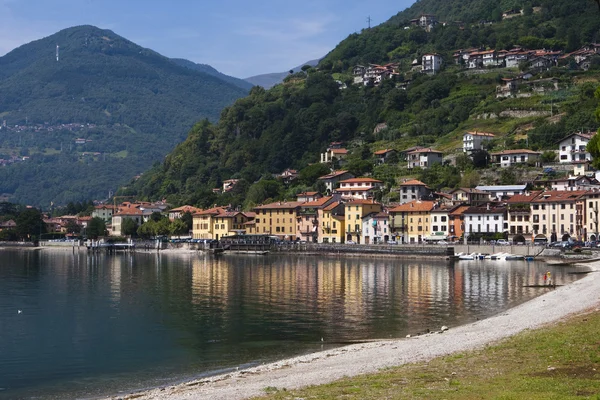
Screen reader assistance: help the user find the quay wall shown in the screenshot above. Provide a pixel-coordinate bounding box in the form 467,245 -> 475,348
0,241 -> 36,248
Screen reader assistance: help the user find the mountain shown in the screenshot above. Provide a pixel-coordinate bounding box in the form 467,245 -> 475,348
244,58 -> 321,89
0,25 -> 249,206
170,58 -> 254,90
126,0 -> 600,208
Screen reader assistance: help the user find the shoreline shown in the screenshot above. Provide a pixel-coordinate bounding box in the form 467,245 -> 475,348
105,261 -> 600,400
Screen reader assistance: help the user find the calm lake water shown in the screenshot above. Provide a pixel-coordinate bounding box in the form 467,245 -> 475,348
0,249 -> 585,399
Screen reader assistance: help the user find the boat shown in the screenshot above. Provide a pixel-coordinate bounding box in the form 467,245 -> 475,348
458,253 -> 477,260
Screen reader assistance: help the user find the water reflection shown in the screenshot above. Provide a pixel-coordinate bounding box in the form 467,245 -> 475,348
0,250 -> 585,399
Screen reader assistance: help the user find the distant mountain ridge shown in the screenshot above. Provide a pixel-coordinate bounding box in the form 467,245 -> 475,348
0,25 -> 249,206
244,58 -> 321,89
171,58 -> 254,90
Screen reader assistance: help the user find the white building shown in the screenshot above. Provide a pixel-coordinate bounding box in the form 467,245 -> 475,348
463,131 -> 495,152
490,149 -> 541,168
475,185 -> 528,201
335,177 -> 384,200
407,148 -> 443,169
558,132 -> 595,163
427,205 -> 453,241
362,212 -> 390,244
463,205 -> 507,238
422,53 -> 443,75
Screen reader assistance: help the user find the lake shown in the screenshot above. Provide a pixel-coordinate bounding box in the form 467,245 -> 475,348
0,249 -> 584,399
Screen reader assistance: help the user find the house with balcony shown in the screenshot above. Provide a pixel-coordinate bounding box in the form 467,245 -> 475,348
389,200 -> 436,244
496,78 -> 519,98
296,196 -> 337,243
427,204 -> 455,241
422,53 -> 443,75
407,148 -> 443,169
336,177 -> 384,200
447,188 -> 489,206
558,132 -> 595,163
362,211 -> 390,244
490,149 -> 541,168
212,211 -> 256,240
321,201 -> 345,244
399,179 -> 433,204
463,131 -> 495,152
537,175 -> 599,192
344,200 -> 382,244
318,170 -> 354,194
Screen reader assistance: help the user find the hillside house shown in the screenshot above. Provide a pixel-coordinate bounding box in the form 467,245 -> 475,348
476,185 -> 528,201
399,179 -> 433,204
490,149 -> 541,168
374,149 -> 397,164
318,170 -> 354,194
296,191 -> 322,202
422,54 -> 443,75
92,205 -> 115,223
502,9 -> 523,19
336,177 -> 384,200
558,132 -> 595,163
448,188 -> 489,206
321,147 -> 349,164
410,14 -> 438,32
496,78 -> 519,98
168,205 -> 202,221
463,131 -> 494,152
277,168 -> 299,184
428,204 -> 455,241
505,51 -> 530,68
407,148 -> 443,169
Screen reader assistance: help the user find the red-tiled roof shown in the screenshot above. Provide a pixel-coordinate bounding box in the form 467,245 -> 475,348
407,147 -> 443,154
531,191 -> 588,203
302,196 -> 333,207
344,199 -> 381,206
389,200 -> 436,212
374,149 -> 395,155
491,149 -> 541,156
339,177 -> 383,184
466,131 -> 495,137
400,179 -> 427,186
254,201 -> 304,210
319,170 -> 351,180
324,201 -> 343,211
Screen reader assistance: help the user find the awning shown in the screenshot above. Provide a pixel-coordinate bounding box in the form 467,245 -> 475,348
425,235 -> 447,241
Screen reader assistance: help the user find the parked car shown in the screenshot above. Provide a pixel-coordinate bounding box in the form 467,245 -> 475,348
437,240 -> 449,245
346,240 -> 356,244
387,240 -> 397,245
495,239 -> 510,245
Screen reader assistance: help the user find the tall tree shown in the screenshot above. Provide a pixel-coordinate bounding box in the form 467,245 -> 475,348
15,208 -> 46,240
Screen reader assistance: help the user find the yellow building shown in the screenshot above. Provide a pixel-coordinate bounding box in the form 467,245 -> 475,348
344,200 -> 382,244
253,201 -> 303,240
212,211 -> 256,240
389,200 -> 435,244
192,207 -> 227,239
321,201 -> 345,243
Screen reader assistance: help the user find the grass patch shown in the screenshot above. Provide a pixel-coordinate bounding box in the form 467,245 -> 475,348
252,311 -> 600,400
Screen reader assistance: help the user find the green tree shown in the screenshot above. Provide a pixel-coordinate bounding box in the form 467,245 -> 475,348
170,219 -> 189,236
15,208 -> 46,240
121,218 -> 139,237
299,163 -> 331,186
87,217 -> 106,239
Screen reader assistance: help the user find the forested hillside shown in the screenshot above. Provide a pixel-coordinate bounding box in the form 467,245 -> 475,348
0,25 -> 248,206
128,0 -> 600,208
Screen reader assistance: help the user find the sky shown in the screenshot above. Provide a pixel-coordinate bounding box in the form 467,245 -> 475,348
0,0 -> 416,78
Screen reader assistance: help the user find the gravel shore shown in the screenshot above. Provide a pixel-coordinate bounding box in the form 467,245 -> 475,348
111,261 -> 600,400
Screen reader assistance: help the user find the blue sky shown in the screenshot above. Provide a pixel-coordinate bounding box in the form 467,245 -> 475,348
0,0 -> 415,77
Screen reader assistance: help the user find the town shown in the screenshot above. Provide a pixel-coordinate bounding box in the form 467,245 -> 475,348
3,129 -> 594,247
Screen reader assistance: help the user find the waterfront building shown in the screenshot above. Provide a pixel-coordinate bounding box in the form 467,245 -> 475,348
344,200 -> 382,244
505,191 -> 541,243
212,211 -> 256,240
320,201 -> 345,244
531,191 -> 587,242
192,206 -> 229,239
448,205 -> 470,240
296,196 -> 337,243
463,204 -> 508,240
362,211 -> 390,244
389,200 -> 436,244
253,201 -> 304,240
167,205 -> 202,221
